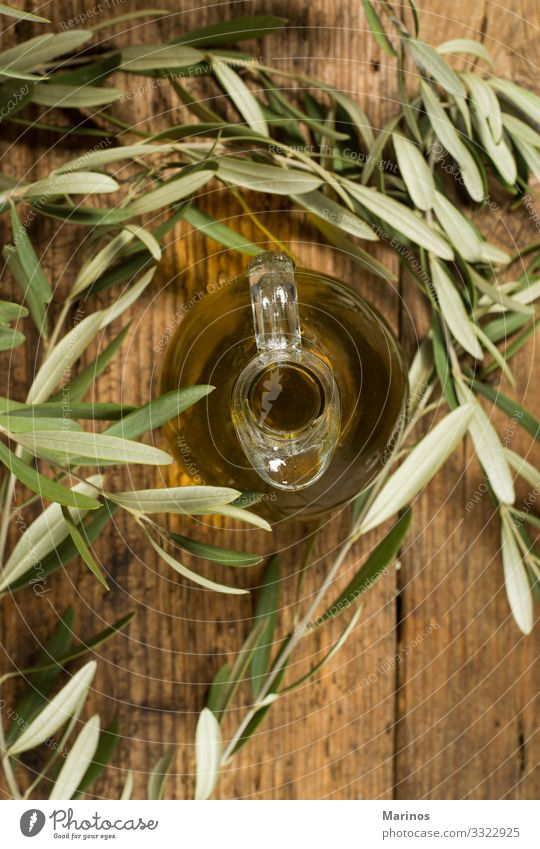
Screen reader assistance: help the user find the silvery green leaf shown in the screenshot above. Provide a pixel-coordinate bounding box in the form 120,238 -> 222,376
392,132 -> 435,212
27,313 -> 104,404
147,752 -> 174,801
324,87 -> 374,149
468,266 -> 533,315
0,326 -> 24,350
0,476 -> 102,591
3,245 -> 48,337
127,170 -> 214,216
472,107 -> 517,185
190,501 -> 272,531
217,158 -> 322,195
8,660 -> 96,756
0,31 -> 91,74
0,3 -> 49,22
71,230 -> 135,297
120,771 -> 134,800
360,0 -> 397,57
455,381 -> 515,504
407,38 -> 465,98
490,78 -> 540,126
473,325 -> 515,385
180,15 -> 287,47
22,171 -> 119,198
49,714 -> 100,800
213,60 -> 268,135
432,192 -> 484,262
436,39 -> 494,69
292,190 -> 378,240
56,143 -> 177,173
358,404 -> 475,534
421,80 -> 484,202
504,449 -> 540,491
32,84 -> 122,108
15,430 -> 172,466
146,533 -> 248,595
179,204 -> 261,255
345,180 -> 453,259
311,214 -> 395,281
194,708 -> 222,800
10,200 -> 52,306
502,112 -> 540,149
429,257 -> 483,359
408,338 -> 434,413
501,518 -> 534,634
121,44 -> 202,71
125,224 -> 161,261
99,268 -> 155,328
512,137 -> 540,183
110,485 -> 240,514
462,72 -> 502,142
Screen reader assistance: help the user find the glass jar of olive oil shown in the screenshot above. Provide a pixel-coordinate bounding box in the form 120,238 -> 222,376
160,252 -> 408,522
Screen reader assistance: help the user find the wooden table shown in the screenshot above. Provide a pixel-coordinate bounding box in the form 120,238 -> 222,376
1,0 -> 539,800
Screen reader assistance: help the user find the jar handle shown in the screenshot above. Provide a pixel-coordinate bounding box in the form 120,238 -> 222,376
248,251 -> 301,353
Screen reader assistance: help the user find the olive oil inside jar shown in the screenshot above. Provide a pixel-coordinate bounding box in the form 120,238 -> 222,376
161,265 -> 408,522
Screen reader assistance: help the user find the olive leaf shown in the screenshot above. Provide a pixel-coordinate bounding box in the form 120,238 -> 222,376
429,257 -> 483,360
145,532 -> 248,596
292,190 -> 378,240
32,83 -> 123,108
217,158 -> 322,195
0,3 -> 49,22
392,132 -> 435,211
127,169 -> 215,216
49,714 -> 101,800
501,516 -> 534,635
147,752 -> 174,800
14,429 -> 172,467
109,485 -> 240,514
8,660 -> 96,756
436,38 -> 494,69
120,44 -> 202,72
407,38 -> 465,98
358,404 -> 475,534
213,60 -> 268,135
194,708 -> 222,800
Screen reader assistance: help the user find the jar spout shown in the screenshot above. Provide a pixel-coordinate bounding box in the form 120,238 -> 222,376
232,252 -> 341,491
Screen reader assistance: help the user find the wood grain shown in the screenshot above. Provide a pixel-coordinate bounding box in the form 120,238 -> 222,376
0,0 -> 539,801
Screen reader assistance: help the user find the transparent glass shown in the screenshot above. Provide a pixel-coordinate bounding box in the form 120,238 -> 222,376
161,253 -> 408,522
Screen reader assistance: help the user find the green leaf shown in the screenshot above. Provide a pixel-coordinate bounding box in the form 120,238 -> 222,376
120,44 -> 202,72
421,80 -> 484,202
429,257 -> 483,359
36,204 -> 132,227
310,213 -> 394,281
282,608 -> 362,691
0,476 -> 102,591
436,39 -> 494,69
471,381 -> 540,442
0,31 -> 91,74
110,484 -> 239,514
472,106 -> 517,185
8,660 -> 96,756
467,266 -> 533,316
455,380 -> 515,505
56,143 -> 176,174
127,169 -> 214,216
15,429 -> 172,467
179,203 -> 261,255
190,501 -> 272,531
61,505 -> 110,590
502,112 -> 540,150
346,180 -> 453,259
9,200 -> 52,305
3,244 -> 47,337
146,532 -> 249,595
55,324 -> 131,403
360,0 -> 397,57
217,158 -> 322,195
0,440 -> 100,510
194,708 -> 221,800
6,401 -> 135,421
393,132 -> 435,211
0,298 -> 28,324
213,60 -> 268,135
49,714 -> 101,800
6,609 -> 75,746
407,38 -> 465,97
251,556 -> 280,696
125,223 -> 161,261
0,325 -> 24,350
74,717 -> 120,799
22,171 -> 119,198
169,533 -> 261,567
490,78 -> 540,126
323,510 -> 412,622
105,387 -> 212,440
0,3 -> 49,22
147,752 -> 174,800
501,517 -> 533,634
179,16 -> 288,47
32,84 -> 122,108
71,230 -> 135,298
432,192 -> 485,263
463,72 -> 502,142
293,190 -> 378,240
206,664 -> 230,715
358,405 -> 475,534
431,312 -> 458,409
